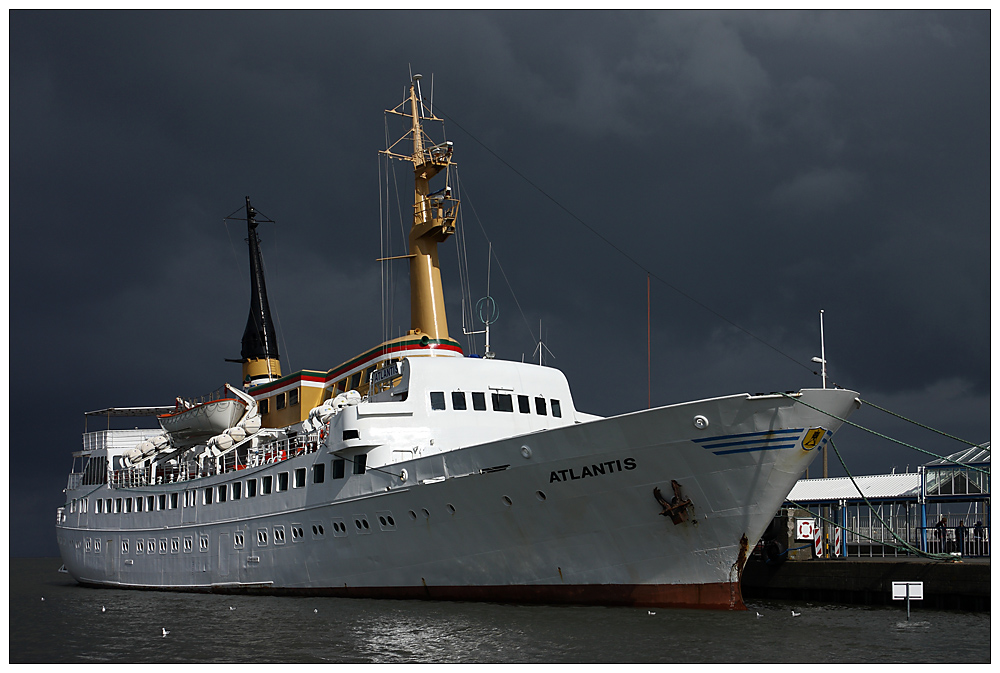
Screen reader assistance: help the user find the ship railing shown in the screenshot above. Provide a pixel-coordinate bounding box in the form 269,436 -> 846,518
245,432 -> 321,469
66,473 -> 83,491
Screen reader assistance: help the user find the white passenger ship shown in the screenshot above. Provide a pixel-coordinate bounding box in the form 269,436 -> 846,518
56,76 -> 861,609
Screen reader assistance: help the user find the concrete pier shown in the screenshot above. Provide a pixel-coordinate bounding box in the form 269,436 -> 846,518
741,558 -> 990,612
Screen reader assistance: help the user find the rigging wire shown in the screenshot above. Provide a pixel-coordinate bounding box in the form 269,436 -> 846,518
430,102 -> 811,376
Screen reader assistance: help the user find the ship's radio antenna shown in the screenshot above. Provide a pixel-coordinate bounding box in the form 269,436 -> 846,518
811,309 -> 827,389
533,320 -> 555,366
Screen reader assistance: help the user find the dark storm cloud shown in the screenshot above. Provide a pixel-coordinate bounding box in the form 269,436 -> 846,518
9,10 -> 989,556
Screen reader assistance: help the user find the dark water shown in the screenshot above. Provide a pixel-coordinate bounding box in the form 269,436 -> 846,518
10,558 -> 990,663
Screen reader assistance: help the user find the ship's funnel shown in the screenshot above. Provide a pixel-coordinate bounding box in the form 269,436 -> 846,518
240,196 -> 282,388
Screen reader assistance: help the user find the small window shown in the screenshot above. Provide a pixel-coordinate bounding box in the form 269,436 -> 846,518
332,459 -> 345,479
183,536 -> 193,552
257,529 -> 268,546
234,531 -> 245,549
158,494 -> 166,511
273,526 -> 286,544
125,498 -> 133,513
146,495 -> 154,511
218,484 -> 227,503
491,392 -> 513,412
313,463 -> 325,484
343,429 -> 360,441
136,539 -> 144,553
159,538 -> 167,554
518,395 -> 531,413
350,372 -> 362,389
121,539 -> 129,554
472,392 -> 487,410
232,482 -> 242,500
289,388 -> 299,406
535,397 -> 547,416
170,537 -> 180,553
430,391 -> 446,410
105,498 -> 112,513
276,393 -> 286,410
277,472 -> 289,492
169,492 -> 179,509
135,497 -> 143,512
114,498 -> 122,513
294,467 -> 306,488
204,488 -> 213,505
551,399 -> 562,418
452,391 -> 467,410
96,499 -> 104,514
353,454 -> 367,475
199,535 -> 209,552
260,398 -> 269,415
262,475 -> 273,495
246,479 -> 257,497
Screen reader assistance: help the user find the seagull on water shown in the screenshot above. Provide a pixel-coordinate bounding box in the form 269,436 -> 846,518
162,628 -> 170,637
229,606 -> 236,611
791,610 -> 801,617
756,611 -> 763,618
648,610 -> 656,615
313,608 -> 318,613
102,606 -> 106,613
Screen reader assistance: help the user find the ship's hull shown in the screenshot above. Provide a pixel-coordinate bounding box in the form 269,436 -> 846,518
56,388 -> 857,609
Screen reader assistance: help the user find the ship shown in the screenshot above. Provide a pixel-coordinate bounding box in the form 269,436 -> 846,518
55,75 -> 861,610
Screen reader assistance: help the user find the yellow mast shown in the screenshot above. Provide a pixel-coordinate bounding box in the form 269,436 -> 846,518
383,73 -> 459,341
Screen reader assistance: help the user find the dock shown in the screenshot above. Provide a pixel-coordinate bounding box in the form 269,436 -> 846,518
741,557 -> 990,612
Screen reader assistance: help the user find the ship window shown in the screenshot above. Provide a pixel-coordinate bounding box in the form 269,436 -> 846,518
336,380 -> 346,393
96,499 -> 104,514
551,399 -> 562,418
313,463 -> 325,484
350,372 -> 362,390
158,494 -> 166,511
204,488 -> 213,505
452,391 -> 467,410
136,539 -> 144,553
332,459 -> 345,479
353,454 -> 367,475
276,393 -> 286,410
257,529 -> 268,546
199,535 -> 209,552
218,484 -> 227,503
232,482 -> 242,500
273,526 -> 286,544
69,500 -> 75,514
147,538 -> 155,553
125,498 -> 133,513
294,467 -> 306,488
492,393 -> 514,412
472,392 -> 487,410
289,388 -> 299,406
169,492 -> 178,509
82,498 -> 88,513
277,471 -> 289,492
234,531 -> 244,549
121,539 -> 129,554
246,479 -> 258,497
146,495 -> 154,511
184,536 -> 193,552
343,429 -> 360,441
535,397 -> 547,416
430,391 -> 446,410
159,538 -> 167,554
262,475 -> 273,495
260,398 -> 269,415
135,497 -> 143,512
518,395 -> 530,413
114,498 -> 122,513
171,537 -> 179,553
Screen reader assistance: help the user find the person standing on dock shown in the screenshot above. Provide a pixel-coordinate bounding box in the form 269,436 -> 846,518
956,520 -> 967,555
973,520 -> 984,555
935,517 -> 948,553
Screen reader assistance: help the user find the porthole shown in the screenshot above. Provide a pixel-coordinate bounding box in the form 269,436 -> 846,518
536,490 -> 547,501
421,508 -> 430,519
502,495 -> 513,507
362,519 -> 369,530
521,446 -> 532,459
446,503 -> 456,514
408,510 -> 417,521
387,516 -> 395,526
356,519 -> 363,530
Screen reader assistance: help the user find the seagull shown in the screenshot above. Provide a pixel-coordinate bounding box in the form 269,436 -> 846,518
41,597 -> 45,602
102,606 -> 106,613
791,610 -> 801,617
756,611 -> 763,618
229,606 -> 236,611
162,628 -> 170,637
648,610 -> 656,615
313,608 -> 318,613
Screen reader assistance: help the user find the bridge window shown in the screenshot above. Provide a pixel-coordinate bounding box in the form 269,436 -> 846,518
491,393 -> 513,412
313,462 -> 325,484
535,397 -> 547,416
452,391 -> 467,410
260,398 -> 269,414
430,392 -> 446,410
277,472 -> 289,492
289,388 -> 299,406
294,467 -> 306,488
551,399 -> 562,418
276,393 -> 286,411
232,481 -> 242,500
204,487 -> 213,505
262,475 -> 273,495
332,459 -> 345,479
353,454 -> 367,475
169,492 -> 179,509
472,392 -> 486,410
518,395 -> 530,414
247,479 -> 258,497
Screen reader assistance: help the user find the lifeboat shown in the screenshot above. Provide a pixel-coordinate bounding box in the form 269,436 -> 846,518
157,397 -> 247,448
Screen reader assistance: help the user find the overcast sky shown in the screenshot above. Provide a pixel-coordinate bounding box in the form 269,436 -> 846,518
10,10 -> 990,556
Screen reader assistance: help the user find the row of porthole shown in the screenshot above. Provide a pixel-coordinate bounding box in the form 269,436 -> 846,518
405,491 -> 548,521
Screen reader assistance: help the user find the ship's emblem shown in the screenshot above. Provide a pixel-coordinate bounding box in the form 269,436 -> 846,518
801,427 -> 826,451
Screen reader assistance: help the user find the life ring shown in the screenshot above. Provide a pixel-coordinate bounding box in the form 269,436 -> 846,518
319,427 -> 327,440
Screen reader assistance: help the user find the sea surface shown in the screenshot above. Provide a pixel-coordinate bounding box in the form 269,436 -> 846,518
10,558 -> 990,663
